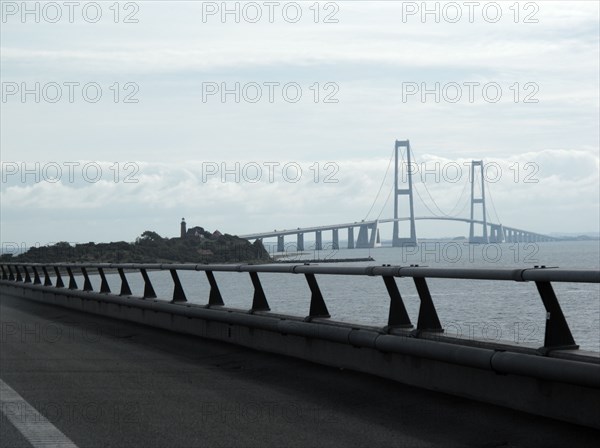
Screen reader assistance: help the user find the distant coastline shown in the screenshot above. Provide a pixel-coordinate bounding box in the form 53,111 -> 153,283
0,228 -> 272,264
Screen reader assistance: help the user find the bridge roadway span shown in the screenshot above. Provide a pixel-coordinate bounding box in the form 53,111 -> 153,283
2,292 -> 600,448
240,217 -> 556,250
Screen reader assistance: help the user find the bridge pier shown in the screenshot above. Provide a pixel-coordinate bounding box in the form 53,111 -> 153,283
297,233 -> 304,251
489,224 -> 505,243
315,230 -> 322,251
356,222 -> 380,249
393,237 -> 418,247
332,229 -> 339,250
356,224 -> 369,248
469,236 -> 490,244
369,221 -> 380,248
347,227 -> 355,249
277,235 -> 284,252
505,229 -> 513,243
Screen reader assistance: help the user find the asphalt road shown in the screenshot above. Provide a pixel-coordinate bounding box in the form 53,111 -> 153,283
1,293 -> 598,448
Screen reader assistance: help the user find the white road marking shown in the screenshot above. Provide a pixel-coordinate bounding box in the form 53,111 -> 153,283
0,378 -> 78,448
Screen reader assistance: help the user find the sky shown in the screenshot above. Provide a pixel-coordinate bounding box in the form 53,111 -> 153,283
1,0 -> 599,249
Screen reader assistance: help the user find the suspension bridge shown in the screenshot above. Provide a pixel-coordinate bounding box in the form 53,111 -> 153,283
240,140 -> 558,250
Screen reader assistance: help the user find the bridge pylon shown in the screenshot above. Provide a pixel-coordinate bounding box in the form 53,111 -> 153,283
469,160 -> 489,244
392,140 -> 417,247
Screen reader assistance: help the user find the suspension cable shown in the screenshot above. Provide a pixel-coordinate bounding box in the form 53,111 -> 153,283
377,184 -> 395,219
410,145 -> 455,217
445,174 -> 470,217
364,146 -> 395,220
486,179 -> 502,224
413,183 -> 441,217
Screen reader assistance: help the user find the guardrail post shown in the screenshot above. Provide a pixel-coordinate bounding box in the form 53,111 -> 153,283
249,272 -> 270,312
98,268 -> 111,293
535,281 -> 578,350
81,267 -> 93,292
22,266 -> 32,283
170,269 -> 187,303
66,267 -> 78,290
205,271 -> 224,306
54,267 -> 65,288
117,268 -> 132,296
140,268 -> 157,299
42,267 -> 52,286
14,265 -> 23,282
305,273 -> 330,319
32,266 -> 41,285
383,276 -> 412,328
2,263 -> 595,354
413,277 -> 443,332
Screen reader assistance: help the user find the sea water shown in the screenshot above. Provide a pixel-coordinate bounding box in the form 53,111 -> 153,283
91,241 -> 600,352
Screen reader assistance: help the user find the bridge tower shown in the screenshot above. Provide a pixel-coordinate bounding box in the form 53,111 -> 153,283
392,140 -> 417,247
469,161 -> 489,243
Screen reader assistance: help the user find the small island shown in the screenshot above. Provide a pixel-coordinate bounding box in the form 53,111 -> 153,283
2,219 -> 271,264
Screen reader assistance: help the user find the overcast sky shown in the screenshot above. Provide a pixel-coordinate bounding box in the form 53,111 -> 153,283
1,1 -> 598,247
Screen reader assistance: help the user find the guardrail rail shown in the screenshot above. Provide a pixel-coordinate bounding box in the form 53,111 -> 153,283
2,262 -> 599,352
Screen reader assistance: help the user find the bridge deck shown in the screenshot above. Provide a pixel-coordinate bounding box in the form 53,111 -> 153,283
1,293 -> 598,448
241,217 -> 554,241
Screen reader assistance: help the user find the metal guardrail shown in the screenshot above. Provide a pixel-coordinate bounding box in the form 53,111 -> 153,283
1,262 -> 599,351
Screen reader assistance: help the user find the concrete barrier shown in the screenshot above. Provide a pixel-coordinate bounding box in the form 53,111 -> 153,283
1,280 -> 599,429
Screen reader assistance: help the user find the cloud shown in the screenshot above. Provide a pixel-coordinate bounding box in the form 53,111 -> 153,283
2,2 -> 598,76
2,150 -> 598,244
